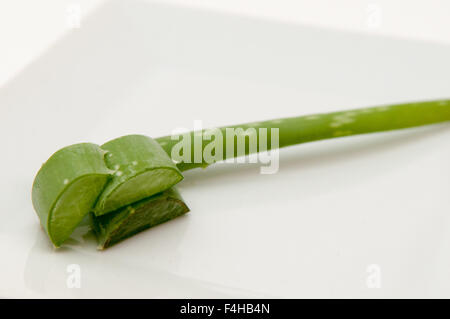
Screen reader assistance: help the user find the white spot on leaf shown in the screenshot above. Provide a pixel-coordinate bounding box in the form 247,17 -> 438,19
330,113 -> 356,127
330,122 -> 341,128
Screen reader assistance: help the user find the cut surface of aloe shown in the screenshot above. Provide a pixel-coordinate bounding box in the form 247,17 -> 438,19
32,143 -> 111,247
92,188 -> 189,249
94,135 -> 183,216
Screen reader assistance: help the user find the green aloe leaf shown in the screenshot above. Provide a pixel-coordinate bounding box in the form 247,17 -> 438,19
31,99 -> 450,249
94,135 -> 183,216
32,143 -> 111,247
92,188 -> 189,249
157,99 -> 450,171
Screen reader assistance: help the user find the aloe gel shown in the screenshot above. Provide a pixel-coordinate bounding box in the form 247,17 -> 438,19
92,188 -> 189,249
32,143 -> 111,247
94,135 -> 183,216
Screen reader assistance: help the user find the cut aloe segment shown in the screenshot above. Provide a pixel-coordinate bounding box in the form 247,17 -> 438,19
92,188 -> 189,249
32,143 -> 112,247
94,135 -> 183,216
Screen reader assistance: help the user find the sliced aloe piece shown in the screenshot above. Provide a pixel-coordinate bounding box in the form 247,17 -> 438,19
32,143 -> 111,247
94,135 -> 183,216
92,188 -> 189,249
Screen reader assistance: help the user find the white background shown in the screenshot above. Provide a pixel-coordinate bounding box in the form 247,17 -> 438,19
2,0 -> 450,86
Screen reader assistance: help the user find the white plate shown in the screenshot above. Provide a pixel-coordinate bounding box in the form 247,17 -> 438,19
1,0 -> 450,298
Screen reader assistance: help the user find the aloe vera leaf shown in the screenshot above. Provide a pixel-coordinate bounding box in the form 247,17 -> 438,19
155,99 -> 450,171
94,135 -> 183,216
32,99 -> 450,248
32,143 -> 111,247
92,188 -> 189,249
